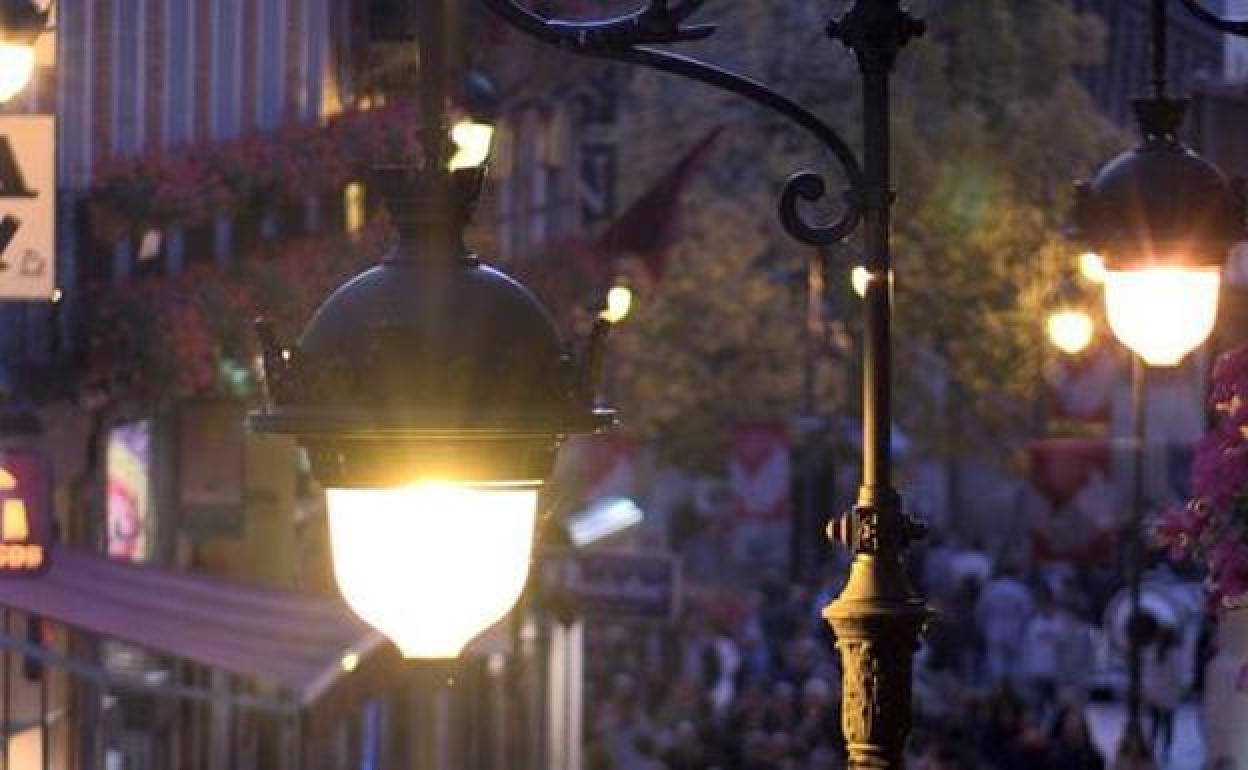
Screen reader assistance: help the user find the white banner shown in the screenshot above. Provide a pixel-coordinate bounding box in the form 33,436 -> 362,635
0,115 -> 54,300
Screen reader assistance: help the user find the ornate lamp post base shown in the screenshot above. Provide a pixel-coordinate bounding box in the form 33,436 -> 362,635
827,493 -> 929,769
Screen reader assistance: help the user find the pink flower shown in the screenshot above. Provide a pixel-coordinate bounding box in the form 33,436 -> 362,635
1153,504 -> 1209,560
1212,346 -> 1248,409
1192,424 -> 1248,509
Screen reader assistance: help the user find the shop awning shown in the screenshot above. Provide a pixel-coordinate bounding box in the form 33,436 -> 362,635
0,546 -> 379,705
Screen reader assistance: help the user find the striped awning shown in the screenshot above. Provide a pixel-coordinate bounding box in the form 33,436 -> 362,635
0,546 -> 378,705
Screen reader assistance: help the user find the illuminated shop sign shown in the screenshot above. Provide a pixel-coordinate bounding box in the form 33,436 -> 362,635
0,449 -> 51,575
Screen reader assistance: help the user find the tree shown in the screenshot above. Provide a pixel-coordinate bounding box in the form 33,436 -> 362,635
888,0 -> 1124,458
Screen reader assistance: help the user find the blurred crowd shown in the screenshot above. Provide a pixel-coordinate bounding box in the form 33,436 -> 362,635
581,533 -> 1206,770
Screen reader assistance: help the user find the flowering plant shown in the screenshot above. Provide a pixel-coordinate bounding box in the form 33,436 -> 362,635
87,101 -> 422,241
1154,345 -> 1248,605
86,221 -> 393,408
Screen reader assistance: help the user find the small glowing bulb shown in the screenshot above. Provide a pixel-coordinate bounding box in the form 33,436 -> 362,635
340,652 -> 360,672
600,286 -> 633,324
1104,267 -> 1221,367
0,43 -> 34,104
851,267 -> 869,298
851,267 -> 893,298
449,120 -> 496,171
1079,251 -> 1107,284
1046,308 -> 1095,355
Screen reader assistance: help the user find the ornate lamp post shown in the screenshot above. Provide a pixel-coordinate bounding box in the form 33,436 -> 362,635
250,0 -> 613,663
482,1 -> 928,767
1072,1 -> 1248,765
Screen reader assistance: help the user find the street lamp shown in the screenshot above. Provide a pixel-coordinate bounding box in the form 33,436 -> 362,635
251,159 -> 612,659
1045,273 -> 1095,357
0,1 -> 48,104
1073,5 -> 1245,368
481,1 -> 928,767
1072,2 -> 1248,764
600,285 -> 633,325
250,12 -> 611,660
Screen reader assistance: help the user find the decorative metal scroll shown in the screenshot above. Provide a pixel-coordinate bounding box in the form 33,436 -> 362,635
479,0 -> 867,245
1179,0 -> 1248,36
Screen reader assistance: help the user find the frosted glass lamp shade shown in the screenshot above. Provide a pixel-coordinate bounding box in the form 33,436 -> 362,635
326,482 -> 539,659
1047,308 -> 1095,355
1104,267 -> 1220,367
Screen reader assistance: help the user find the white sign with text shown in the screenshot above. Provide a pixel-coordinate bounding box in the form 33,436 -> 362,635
0,115 -> 54,300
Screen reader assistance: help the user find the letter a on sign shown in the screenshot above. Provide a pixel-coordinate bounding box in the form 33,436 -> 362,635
0,116 -> 54,300
0,450 -> 50,576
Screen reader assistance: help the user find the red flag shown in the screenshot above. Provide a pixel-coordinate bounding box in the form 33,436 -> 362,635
598,126 -> 724,281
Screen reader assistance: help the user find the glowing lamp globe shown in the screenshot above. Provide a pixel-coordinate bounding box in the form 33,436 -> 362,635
327,482 -> 538,657
1104,267 -> 1220,367
1072,98 -> 1244,366
1046,307 -> 1094,356
601,285 -> 633,323
251,167 -> 611,659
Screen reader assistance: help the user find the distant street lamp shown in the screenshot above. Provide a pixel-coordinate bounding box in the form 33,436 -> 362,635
1045,273 -> 1095,357
1072,3 -> 1248,762
600,285 -> 633,325
1046,307 -> 1095,357
1073,4 -> 1245,368
0,1 -> 48,104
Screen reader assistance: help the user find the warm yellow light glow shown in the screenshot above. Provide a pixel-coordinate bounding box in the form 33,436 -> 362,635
600,286 -> 633,324
0,43 -> 35,103
344,182 -> 365,234
326,481 -> 539,659
1046,308 -> 1095,355
449,120 -> 496,171
1104,267 -> 1221,367
851,266 -> 892,298
851,266 -> 869,298
1079,251 -> 1108,284
340,652 -> 360,672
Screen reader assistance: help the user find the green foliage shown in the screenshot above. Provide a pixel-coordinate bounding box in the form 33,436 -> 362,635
889,0 -> 1124,454
608,187 -> 814,474
578,0 -> 1124,468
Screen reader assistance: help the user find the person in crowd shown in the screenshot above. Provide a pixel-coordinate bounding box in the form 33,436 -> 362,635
1049,707 -> 1105,770
1143,624 -> 1185,760
1002,714 -> 1055,770
975,565 -> 1035,684
1055,599 -> 1096,703
581,531 -> 1203,770
1020,591 -> 1063,713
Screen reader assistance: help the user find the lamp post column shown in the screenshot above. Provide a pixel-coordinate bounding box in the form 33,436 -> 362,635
824,3 -> 928,770
1117,354 -> 1156,769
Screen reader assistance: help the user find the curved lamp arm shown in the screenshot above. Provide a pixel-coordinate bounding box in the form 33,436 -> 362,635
1179,0 -> 1248,35
479,0 -> 866,245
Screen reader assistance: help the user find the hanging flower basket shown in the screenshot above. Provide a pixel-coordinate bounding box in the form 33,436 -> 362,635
85,101 -> 424,242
